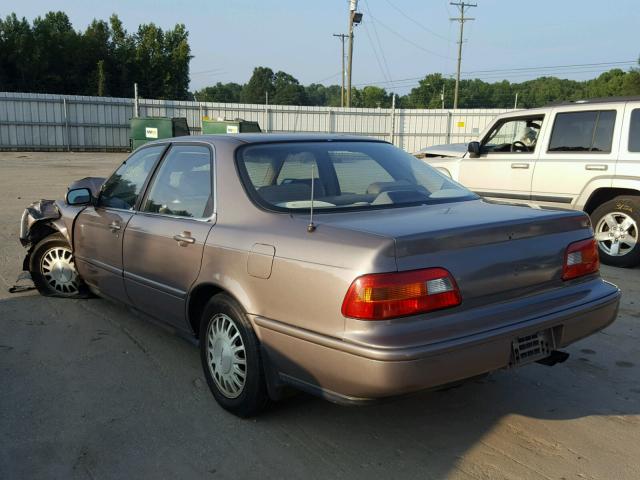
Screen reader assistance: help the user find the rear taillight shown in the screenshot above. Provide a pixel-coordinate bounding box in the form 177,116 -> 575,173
562,238 -> 599,280
341,268 -> 461,320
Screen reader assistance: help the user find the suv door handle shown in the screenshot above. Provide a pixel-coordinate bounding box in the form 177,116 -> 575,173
511,163 -> 530,169
585,164 -> 608,171
109,222 -> 121,233
173,232 -> 196,246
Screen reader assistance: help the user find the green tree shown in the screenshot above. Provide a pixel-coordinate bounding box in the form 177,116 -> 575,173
272,71 -> 306,105
241,66 -> 275,104
195,82 -> 243,102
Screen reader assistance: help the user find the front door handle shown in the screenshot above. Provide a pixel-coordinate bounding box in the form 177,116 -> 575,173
511,163 -> 530,169
109,222 -> 121,233
173,232 -> 196,246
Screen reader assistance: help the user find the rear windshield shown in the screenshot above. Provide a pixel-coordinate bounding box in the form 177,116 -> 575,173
236,141 -> 477,212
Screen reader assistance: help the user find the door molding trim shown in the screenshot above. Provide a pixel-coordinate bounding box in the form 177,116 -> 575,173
124,270 -> 186,298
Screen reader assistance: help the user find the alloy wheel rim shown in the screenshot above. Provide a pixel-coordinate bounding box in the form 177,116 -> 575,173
595,211 -> 638,257
40,246 -> 80,294
206,313 -> 247,399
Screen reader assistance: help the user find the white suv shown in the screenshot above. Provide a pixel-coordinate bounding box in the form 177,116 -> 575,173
417,97 -> 640,268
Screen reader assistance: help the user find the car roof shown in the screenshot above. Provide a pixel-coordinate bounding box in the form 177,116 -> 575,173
155,133 -> 388,147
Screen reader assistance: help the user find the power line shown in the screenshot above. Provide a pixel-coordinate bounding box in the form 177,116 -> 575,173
384,0 -> 453,43
363,0 -> 394,85
366,11 -> 454,60
349,60 -> 638,88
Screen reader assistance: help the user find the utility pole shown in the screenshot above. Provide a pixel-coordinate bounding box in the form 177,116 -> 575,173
333,33 -> 348,107
441,84 -> 446,109
514,92 -> 519,109
346,0 -> 363,107
450,2 -> 476,109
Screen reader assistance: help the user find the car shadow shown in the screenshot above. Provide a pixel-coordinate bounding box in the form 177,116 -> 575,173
1,292 -> 638,479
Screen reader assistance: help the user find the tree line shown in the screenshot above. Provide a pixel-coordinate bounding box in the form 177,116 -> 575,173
0,12 -> 191,99
1,12 -> 639,109
196,67 -> 640,109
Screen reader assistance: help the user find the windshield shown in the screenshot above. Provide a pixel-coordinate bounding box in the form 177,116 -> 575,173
236,141 -> 477,212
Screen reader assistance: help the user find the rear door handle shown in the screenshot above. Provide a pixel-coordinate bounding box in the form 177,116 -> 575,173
109,222 -> 121,233
511,163 -> 530,169
173,232 -> 196,246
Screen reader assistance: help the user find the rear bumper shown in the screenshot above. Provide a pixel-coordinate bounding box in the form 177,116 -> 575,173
253,280 -> 620,403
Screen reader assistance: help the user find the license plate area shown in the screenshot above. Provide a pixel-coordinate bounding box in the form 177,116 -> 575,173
509,330 -> 555,367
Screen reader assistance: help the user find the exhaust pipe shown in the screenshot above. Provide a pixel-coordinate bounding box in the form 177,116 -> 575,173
536,350 -> 570,366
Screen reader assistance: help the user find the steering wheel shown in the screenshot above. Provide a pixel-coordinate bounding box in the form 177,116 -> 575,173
510,141 -> 529,152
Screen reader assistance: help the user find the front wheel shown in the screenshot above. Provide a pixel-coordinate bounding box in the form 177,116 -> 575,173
591,196 -> 640,268
29,233 -> 86,297
199,294 -> 269,417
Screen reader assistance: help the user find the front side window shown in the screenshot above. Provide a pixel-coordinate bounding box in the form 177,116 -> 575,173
141,145 -> 213,218
548,110 -> 616,153
629,109 -> 640,152
482,116 -> 544,153
100,145 -> 166,210
237,141 -> 476,212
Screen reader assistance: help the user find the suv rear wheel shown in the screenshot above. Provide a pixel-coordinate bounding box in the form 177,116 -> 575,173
591,196 -> 640,268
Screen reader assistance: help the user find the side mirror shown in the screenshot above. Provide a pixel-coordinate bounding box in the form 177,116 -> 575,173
467,141 -> 481,158
66,187 -> 92,206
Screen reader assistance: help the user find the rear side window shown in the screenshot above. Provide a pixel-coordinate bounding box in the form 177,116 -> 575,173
548,110 -> 616,153
629,109 -> 640,152
141,145 -> 213,218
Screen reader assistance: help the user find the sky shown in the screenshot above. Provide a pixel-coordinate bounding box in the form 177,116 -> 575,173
6,0 -> 640,95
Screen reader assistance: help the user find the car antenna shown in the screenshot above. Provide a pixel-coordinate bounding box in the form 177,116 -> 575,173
307,163 -> 316,233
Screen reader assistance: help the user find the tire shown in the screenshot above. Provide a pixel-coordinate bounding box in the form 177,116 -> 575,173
29,233 -> 86,297
590,196 -> 640,268
199,294 -> 269,417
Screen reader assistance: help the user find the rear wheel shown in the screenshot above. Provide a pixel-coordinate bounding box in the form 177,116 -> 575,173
199,294 -> 269,417
29,233 -> 85,297
591,196 -> 640,268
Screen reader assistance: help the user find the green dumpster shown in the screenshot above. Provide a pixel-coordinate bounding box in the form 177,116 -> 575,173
130,117 -> 190,150
201,119 -> 262,135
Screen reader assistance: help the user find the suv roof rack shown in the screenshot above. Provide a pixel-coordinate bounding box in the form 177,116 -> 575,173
546,96 -> 640,106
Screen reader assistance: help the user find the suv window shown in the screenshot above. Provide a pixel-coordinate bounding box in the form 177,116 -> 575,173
482,116 -> 543,153
548,110 -> 616,153
141,145 -> 213,218
629,109 -> 640,152
100,145 -> 165,210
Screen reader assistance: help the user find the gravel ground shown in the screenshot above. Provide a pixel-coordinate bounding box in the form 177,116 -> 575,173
1,151 -> 639,479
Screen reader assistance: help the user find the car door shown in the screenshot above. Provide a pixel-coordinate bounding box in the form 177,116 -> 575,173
73,145 -> 167,301
122,143 -> 215,331
458,114 -> 545,202
532,107 -> 620,207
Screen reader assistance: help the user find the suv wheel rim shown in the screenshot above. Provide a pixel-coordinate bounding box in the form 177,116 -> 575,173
206,313 -> 247,399
40,246 -> 80,294
595,211 -> 638,257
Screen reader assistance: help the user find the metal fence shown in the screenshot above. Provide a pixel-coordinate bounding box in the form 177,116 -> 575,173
0,92 -> 509,153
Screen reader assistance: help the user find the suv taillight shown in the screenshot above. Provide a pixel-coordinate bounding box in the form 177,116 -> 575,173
341,268 -> 461,320
562,238 -> 599,280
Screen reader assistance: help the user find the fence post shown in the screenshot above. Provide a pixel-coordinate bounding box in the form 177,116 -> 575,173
389,94 -> 396,145
264,104 -> 269,133
446,110 -> 452,144
62,98 -> 70,151
327,109 -> 332,133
